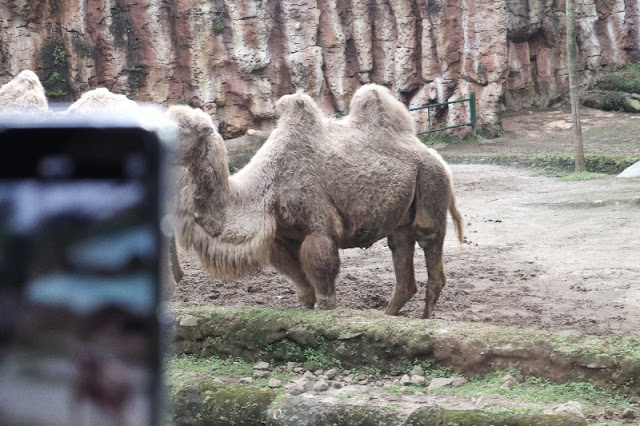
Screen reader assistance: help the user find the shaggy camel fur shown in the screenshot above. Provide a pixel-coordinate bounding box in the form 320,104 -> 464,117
0,70 -> 48,112
67,87 -> 139,114
65,87 -> 184,285
171,84 -> 463,318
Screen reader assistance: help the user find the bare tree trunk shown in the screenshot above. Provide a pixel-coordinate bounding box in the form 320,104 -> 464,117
566,0 -> 586,172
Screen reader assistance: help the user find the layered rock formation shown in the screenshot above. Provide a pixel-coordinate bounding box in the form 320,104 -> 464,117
1,0 -> 638,137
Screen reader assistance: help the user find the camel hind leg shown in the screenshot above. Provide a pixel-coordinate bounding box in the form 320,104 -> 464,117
385,226 -> 417,316
270,237 -> 316,309
413,154 -> 452,318
414,228 -> 446,319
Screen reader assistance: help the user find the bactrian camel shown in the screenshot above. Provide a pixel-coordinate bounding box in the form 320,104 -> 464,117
170,84 -> 463,318
0,71 -> 185,289
66,87 -> 186,287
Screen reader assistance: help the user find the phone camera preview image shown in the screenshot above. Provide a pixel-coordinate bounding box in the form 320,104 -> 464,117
0,122 -> 167,426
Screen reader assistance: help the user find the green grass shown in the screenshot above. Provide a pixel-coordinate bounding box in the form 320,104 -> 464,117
442,153 -> 640,176
596,63 -> 640,94
558,171 -> 608,181
166,354 -> 296,393
431,369 -> 634,415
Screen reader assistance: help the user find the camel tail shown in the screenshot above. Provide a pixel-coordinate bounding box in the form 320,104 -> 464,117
449,194 -> 464,244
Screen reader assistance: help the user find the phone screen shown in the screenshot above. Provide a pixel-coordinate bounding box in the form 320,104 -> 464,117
0,126 -> 164,425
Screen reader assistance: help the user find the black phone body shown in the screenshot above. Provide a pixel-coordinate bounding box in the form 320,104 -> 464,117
0,112 -> 172,426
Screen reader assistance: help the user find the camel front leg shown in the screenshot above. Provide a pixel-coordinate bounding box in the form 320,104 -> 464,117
270,238 -> 316,309
300,234 -> 340,310
169,236 -> 185,283
385,227 -> 417,316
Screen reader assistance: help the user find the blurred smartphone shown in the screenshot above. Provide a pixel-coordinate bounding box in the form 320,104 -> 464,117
0,114 -> 170,425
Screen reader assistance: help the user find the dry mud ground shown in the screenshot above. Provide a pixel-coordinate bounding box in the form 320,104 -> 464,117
174,106 -> 640,338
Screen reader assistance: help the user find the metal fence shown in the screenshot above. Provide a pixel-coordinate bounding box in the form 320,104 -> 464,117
410,92 -> 476,136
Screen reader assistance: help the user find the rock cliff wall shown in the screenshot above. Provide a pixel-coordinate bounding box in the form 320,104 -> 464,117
1,0 -> 638,137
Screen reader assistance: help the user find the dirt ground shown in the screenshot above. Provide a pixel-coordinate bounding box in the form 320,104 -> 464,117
174,106 -> 640,337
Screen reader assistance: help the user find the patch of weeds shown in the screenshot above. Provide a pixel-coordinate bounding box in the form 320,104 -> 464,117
44,71 -> 69,99
41,38 -> 70,100
379,383 -> 424,395
167,354 -> 253,383
52,42 -> 66,66
432,369 -> 633,415
124,65 -> 147,91
419,132 -> 469,146
303,346 -> 339,370
596,63 -> 640,94
443,153 -> 640,175
358,365 -> 383,376
212,10 -> 227,34
213,17 -> 225,34
420,361 -> 456,380
73,39 -> 95,59
558,171 -> 608,181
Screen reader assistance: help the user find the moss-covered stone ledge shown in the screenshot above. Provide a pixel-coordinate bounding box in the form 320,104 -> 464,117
170,379 -> 588,426
170,306 -> 640,393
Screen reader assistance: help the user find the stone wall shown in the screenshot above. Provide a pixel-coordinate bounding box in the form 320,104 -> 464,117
1,0 -> 638,137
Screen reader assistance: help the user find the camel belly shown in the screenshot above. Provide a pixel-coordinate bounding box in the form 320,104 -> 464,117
338,201 -> 414,249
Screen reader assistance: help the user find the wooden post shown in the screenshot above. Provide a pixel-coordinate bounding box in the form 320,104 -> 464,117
566,0 -> 586,172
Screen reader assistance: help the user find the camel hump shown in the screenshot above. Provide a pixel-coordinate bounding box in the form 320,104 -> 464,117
275,91 -> 324,128
67,88 -> 138,113
0,69 -> 48,112
347,84 -> 415,134
167,104 -> 217,139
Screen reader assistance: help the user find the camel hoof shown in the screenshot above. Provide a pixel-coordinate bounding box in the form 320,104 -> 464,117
384,307 -> 399,316
315,299 -> 335,310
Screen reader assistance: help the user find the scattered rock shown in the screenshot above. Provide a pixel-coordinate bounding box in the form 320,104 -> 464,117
253,370 -> 269,378
410,366 -> 424,377
325,368 -> 338,379
253,361 -> 270,370
268,378 -> 282,388
621,408 -> 636,419
427,377 -> 456,391
179,315 -> 200,327
580,354 -> 616,369
604,406 -> 616,419
240,377 -> 254,384
543,401 -> 585,418
500,374 -> 517,390
286,381 -> 306,396
337,332 -> 363,340
287,362 -> 296,373
303,371 -> 316,379
314,369 -> 324,376
451,377 -> 468,387
293,367 -> 303,373
410,375 -> 426,386
313,379 -> 329,392
400,374 -> 412,386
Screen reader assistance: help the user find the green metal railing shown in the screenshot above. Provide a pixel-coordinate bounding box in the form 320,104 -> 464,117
410,92 -> 476,136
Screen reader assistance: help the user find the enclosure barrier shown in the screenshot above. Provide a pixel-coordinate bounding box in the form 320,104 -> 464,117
410,92 -> 476,136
